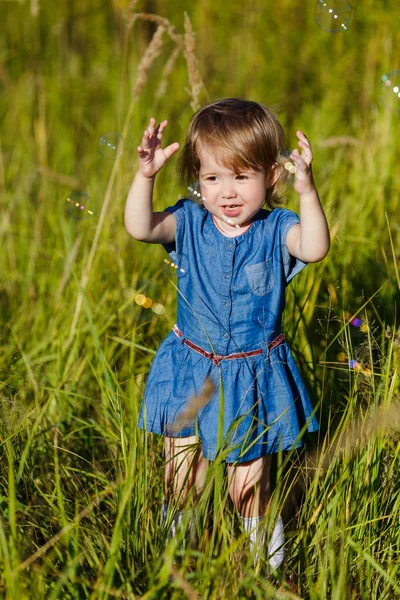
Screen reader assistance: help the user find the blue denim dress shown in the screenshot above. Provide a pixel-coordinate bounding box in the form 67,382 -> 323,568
138,199 -> 319,462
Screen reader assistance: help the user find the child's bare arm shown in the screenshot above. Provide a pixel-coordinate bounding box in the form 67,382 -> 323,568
125,172 -> 176,243
286,191 -> 330,263
124,117 -> 179,244
285,131 -> 330,263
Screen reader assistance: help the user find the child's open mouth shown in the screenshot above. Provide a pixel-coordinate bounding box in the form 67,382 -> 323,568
222,205 -> 242,217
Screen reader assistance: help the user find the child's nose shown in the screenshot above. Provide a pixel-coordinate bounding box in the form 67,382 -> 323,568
221,183 -> 237,198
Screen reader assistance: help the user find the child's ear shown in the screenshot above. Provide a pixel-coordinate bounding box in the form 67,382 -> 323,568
265,162 -> 282,189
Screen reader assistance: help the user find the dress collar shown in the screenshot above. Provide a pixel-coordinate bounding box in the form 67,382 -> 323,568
207,209 -> 269,243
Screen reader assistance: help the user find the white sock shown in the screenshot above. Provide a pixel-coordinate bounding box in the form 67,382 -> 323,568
241,514 -> 265,567
240,514 -> 285,570
267,515 -> 285,571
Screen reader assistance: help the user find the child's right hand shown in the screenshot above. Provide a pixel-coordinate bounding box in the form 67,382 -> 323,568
137,117 -> 180,179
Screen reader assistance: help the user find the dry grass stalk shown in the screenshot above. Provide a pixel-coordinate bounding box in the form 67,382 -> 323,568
309,402 -> 400,474
132,24 -> 167,99
30,0 -> 39,17
317,136 -> 362,148
170,565 -> 200,600
67,157 -> 120,345
55,233 -> 83,300
126,13 -> 183,48
36,166 -> 82,190
340,402 -> 400,456
156,46 -> 181,99
126,12 -> 208,109
183,12 -> 207,112
167,377 -> 216,434
329,220 -> 341,242
125,0 -> 139,21
385,326 -> 400,347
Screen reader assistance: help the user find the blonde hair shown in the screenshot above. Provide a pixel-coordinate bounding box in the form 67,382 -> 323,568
176,98 -> 290,208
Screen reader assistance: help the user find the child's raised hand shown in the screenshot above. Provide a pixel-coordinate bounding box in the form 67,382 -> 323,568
290,131 -> 316,196
137,117 -> 180,179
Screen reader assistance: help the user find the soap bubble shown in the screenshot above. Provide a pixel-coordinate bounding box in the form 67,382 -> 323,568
124,288 -> 135,301
314,0 -> 353,33
99,132 -> 124,160
278,150 -> 297,174
133,292 -> 165,314
65,192 -> 94,220
162,256 -> 188,276
134,294 -> 147,306
380,72 -> 400,112
187,183 -> 207,205
151,303 -> 165,315
162,258 -> 181,276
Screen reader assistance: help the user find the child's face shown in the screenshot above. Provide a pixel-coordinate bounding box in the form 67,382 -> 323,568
197,142 -> 274,234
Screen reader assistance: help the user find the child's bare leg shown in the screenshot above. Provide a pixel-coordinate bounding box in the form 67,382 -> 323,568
162,436 -> 207,554
227,455 -> 271,517
227,455 -> 284,570
164,435 -> 208,508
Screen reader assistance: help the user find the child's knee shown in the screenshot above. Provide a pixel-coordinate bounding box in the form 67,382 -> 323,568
227,456 -> 271,516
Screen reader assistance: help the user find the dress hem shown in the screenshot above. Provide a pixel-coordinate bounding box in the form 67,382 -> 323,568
137,419 -> 318,461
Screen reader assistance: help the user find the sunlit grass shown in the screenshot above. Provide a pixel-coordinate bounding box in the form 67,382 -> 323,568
0,0 -> 399,598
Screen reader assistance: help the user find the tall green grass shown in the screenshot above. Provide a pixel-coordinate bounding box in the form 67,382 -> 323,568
0,0 -> 399,597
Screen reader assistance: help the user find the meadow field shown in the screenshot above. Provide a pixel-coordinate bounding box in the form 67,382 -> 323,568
0,0 -> 399,597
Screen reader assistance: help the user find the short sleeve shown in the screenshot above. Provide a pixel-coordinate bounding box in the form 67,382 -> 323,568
161,199 -> 187,262
277,209 -> 307,284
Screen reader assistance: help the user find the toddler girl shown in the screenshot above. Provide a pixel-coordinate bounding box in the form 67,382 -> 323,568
125,98 -> 330,573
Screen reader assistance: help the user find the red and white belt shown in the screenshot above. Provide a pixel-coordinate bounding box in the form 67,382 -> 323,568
173,324 -> 284,367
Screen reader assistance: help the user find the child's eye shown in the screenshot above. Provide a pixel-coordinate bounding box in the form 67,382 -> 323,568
206,176 -> 218,181
236,175 -> 248,180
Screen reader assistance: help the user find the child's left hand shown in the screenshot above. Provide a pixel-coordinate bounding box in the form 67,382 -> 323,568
290,131 -> 316,196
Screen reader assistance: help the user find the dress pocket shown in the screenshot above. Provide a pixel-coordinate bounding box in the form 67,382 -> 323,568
244,259 -> 275,296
